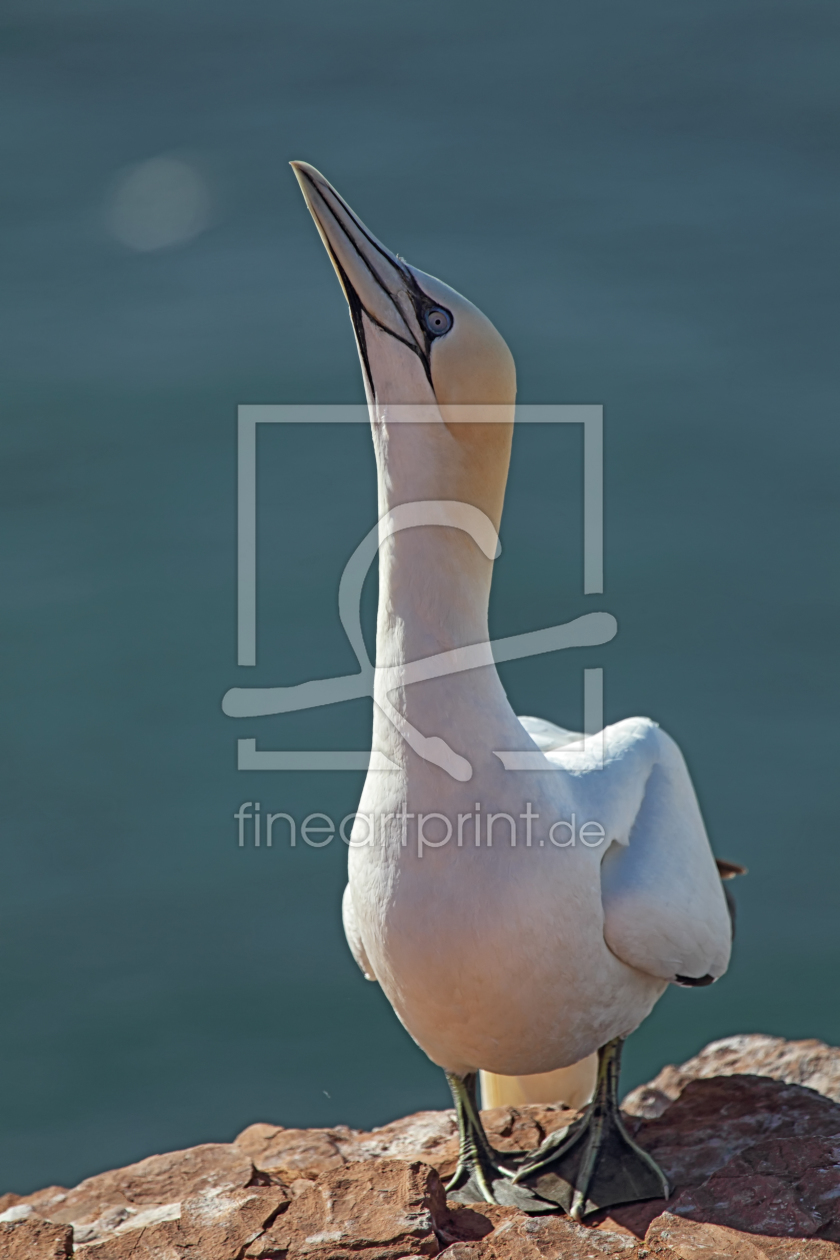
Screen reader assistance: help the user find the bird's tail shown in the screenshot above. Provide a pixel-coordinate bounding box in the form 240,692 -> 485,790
479,1054 -> 598,1111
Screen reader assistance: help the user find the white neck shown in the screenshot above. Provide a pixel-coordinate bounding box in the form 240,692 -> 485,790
369,420 -> 523,784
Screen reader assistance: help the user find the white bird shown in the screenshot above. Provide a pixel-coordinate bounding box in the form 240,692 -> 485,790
291,161 -> 741,1219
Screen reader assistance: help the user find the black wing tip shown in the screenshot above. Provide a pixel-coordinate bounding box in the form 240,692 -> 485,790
716,858 -> 748,880
675,973 -> 717,988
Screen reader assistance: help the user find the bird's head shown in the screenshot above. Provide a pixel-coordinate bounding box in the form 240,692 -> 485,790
291,162 -> 515,529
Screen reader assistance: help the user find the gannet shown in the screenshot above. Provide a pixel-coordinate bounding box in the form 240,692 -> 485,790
290,161 -> 741,1219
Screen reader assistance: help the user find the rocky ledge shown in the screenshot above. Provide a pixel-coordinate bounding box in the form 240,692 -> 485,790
2,1034 -> 840,1260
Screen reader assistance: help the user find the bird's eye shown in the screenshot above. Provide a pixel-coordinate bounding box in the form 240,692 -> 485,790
423,307 -> 453,336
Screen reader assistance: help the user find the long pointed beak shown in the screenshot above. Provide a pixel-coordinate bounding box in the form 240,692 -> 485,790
290,161 -> 432,373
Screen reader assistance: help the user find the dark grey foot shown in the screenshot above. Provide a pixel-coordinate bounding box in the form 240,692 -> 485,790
513,1038 -> 669,1221
444,1071 -> 557,1213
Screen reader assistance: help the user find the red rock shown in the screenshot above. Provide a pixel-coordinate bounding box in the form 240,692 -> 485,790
234,1104 -> 578,1189
340,1110 -> 459,1178
41,1142 -> 256,1233
79,1186 -> 290,1259
79,1221 -> 185,1258
645,1211 -> 840,1259
6,1185 -> 68,1218
178,1184 -> 291,1257
234,1123 -> 347,1179
753,1243 -> 840,1260
482,1105 -> 577,1157
438,1213 -> 639,1258
669,1132 -> 840,1239
438,1203 -> 519,1246
0,1215 -> 73,1258
647,1211 -> 771,1258
624,1036 -> 840,1120
628,1076 -> 840,1191
244,1158 -> 446,1258
678,1173 -> 823,1238
4,1036 -> 840,1259
2,1141 -> 261,1250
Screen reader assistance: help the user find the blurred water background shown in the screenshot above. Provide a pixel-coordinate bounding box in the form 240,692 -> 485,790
1,0 -> 838,1195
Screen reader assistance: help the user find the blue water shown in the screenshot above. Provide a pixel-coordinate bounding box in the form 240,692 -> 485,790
1,0 -> 838,1195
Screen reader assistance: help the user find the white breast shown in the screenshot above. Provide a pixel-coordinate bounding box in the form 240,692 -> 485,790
345,713 -> 729,1077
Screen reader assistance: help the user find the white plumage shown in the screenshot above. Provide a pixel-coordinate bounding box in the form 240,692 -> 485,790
291,160 -> 733,1213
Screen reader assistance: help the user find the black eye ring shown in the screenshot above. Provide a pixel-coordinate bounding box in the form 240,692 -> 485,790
423,307 -> 453,337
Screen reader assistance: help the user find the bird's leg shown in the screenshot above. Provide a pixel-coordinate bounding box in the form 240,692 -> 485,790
445,1071 -> 505,1201
444,1071 -> 556,1212
512,1037 -> 669,1220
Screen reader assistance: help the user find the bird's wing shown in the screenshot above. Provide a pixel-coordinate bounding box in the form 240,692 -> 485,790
518,714 -> 583,751
342,883 -> 377,981
541,717 -> 733,986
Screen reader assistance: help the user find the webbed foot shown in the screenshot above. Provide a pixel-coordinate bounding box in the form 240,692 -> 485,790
444,1070 -> 557,1213
513,1038 -> 669,1220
